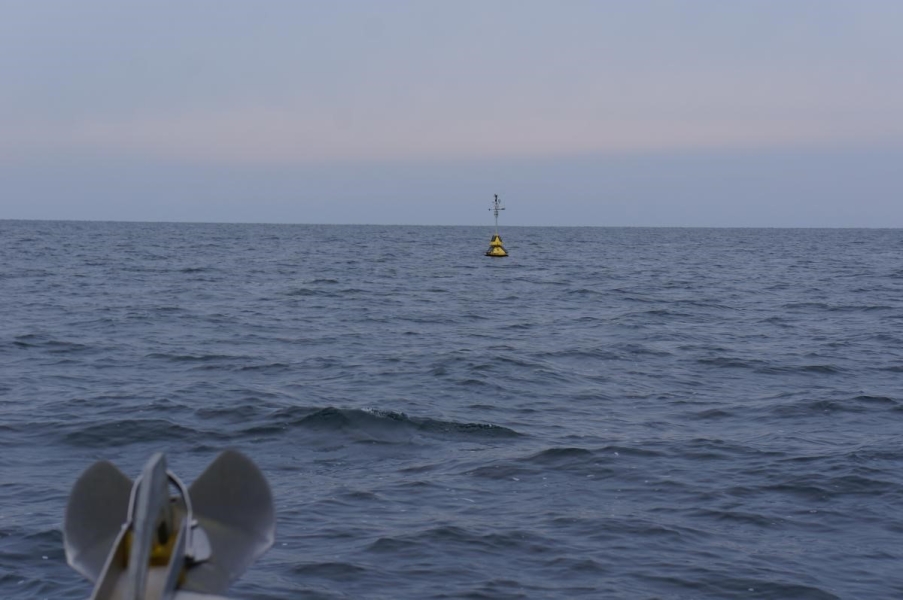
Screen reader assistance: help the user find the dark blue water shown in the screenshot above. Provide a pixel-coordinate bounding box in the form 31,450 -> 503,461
2,221 -> 903,599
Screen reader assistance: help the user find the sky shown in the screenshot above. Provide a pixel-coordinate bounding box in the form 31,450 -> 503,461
1,0 -> 902,226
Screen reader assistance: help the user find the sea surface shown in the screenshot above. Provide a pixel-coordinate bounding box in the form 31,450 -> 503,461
2,221 -> 903,599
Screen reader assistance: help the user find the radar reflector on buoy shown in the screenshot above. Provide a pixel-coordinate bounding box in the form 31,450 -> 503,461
485,194 -> 508,257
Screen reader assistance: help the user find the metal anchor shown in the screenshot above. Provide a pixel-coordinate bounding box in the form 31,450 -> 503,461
64,450 -> 275,600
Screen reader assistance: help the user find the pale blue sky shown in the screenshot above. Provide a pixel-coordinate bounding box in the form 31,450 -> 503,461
2,1 -> 902,225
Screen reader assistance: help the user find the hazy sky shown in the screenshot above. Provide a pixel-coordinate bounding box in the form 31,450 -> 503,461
2,1 -> 902,226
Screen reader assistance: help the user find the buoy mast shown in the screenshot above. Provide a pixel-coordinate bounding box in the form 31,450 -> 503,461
491,194 -> 504,235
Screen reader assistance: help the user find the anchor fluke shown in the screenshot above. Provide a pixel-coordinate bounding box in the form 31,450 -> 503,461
181,450 -> 276,595
64,460 -> 133,582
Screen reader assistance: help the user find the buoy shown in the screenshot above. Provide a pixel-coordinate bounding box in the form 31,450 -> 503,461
485,194 -> 508,257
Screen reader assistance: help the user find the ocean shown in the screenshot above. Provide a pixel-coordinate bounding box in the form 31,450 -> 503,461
2,221 -> 902,599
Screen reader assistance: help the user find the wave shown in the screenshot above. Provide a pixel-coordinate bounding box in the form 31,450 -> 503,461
696,356 -> 843,375
769,395 -> 899,416
467,444 -> 663,480
756,363 -> 842,375
244,406 -> 521,443
284,287 -> 336,297
290,561 -> 367,578
367,525 -> 553,557
62,418 -> 200,447
13,334 -> 92,354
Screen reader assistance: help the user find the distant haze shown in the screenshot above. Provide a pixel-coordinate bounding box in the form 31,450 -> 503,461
2,1 -> 902,226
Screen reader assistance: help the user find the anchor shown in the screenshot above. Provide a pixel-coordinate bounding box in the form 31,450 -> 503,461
63,450 -> 275,600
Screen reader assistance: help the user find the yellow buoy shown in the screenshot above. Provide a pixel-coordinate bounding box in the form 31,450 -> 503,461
486,233 -> 508,257
485,194 -> 509,257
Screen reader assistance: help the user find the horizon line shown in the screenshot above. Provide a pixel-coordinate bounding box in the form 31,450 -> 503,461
2,218 -> 899,230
